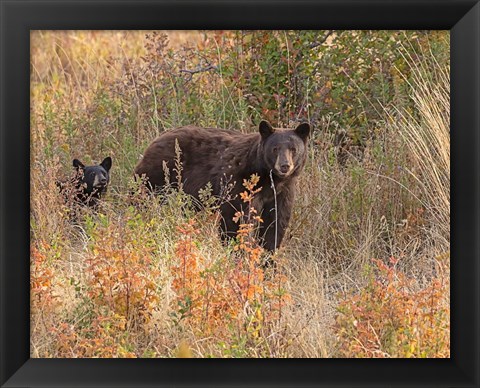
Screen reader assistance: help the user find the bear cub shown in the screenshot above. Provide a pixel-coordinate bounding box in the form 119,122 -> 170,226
58,157 -> 112,208
135,121 -> 310,251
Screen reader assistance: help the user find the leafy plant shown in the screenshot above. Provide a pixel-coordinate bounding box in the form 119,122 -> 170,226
335,255 -> 450,358
170,175 -> 292,356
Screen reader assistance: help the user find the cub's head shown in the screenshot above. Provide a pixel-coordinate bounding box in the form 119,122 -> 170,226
259,120 -> 311,179
73,156 -> 112,194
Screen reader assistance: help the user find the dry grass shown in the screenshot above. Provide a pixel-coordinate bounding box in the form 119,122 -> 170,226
389,48 -> 450,239
30,30 -> 450,358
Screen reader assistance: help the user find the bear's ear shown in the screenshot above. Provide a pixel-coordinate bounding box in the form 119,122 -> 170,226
73,159 -> 85,170
101,156 -> 112,172
294,123 -> 311,141
259,120 -> 275,140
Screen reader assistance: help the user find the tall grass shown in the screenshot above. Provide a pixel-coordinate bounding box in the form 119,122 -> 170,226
389,49 -> 450,239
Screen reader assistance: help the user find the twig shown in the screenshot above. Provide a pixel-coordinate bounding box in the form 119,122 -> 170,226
269,170 -> 278,250
179,64 -> 218,80
306,30 -> 333,50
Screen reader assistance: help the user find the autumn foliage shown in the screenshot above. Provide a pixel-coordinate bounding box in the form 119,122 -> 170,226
170,175 -> 292,355
86,224 -> 160,325
335,255 -> 450,358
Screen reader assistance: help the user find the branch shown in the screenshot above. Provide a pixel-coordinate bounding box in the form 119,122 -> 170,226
179,64 -> 218,80
306,30 -> 334,50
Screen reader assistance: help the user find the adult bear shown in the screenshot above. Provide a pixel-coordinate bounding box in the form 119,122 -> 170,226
134,121 -> 310,251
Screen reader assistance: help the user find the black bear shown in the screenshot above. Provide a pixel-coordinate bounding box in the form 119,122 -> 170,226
134,121 -> 310,251
58,157 -> 112,208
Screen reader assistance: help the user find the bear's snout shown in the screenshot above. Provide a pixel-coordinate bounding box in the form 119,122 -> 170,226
280,163 -> 292,174
93,174 -> 108,189
274,151 -> 295,177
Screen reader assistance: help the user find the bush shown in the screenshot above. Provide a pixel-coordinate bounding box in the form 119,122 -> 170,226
170,175 -> 292,357
335,255 -> 450,358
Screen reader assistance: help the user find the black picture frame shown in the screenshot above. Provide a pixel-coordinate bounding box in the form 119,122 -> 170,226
1,1 -> 478,387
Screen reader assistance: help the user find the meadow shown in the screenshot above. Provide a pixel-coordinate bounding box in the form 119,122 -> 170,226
30,30 -> 450,358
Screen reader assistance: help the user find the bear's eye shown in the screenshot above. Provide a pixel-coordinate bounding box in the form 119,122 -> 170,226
272,147 -> 278,154
290,147 -> 297,155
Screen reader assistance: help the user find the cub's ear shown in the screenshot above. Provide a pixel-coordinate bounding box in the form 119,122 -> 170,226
259,120 -> 275,140
101,156 -> 112,172
73,159 -> 85,169
294,123 -> 311,141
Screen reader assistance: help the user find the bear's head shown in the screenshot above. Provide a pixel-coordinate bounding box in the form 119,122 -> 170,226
259,120 -> 311,179
73,157 -> 112,194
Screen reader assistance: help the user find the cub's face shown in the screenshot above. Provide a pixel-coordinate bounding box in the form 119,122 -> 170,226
260,121 -> 310,178
73,157 -> 112,194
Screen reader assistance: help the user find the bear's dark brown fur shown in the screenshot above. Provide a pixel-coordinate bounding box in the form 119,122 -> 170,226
134,121 -> 310,251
